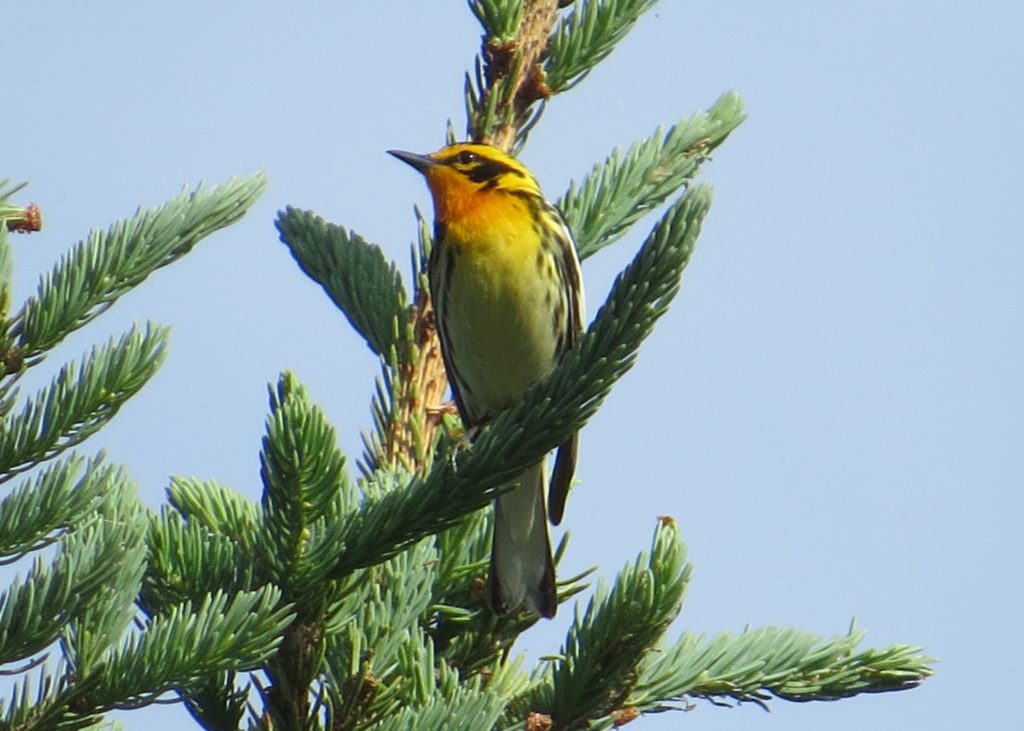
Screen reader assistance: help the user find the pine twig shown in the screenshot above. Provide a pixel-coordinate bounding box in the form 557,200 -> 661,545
0,181 -> 41,233
473,0 -> 561,151
276,209 -> 448,477
3,204 -> 42,233
381,277 -> 449,476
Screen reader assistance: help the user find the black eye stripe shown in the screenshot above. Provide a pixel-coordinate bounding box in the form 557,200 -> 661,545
438,148 -> 529,183
463,158 -> 524,183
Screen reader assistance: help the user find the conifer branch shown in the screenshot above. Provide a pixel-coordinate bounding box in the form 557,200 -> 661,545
521,519 -> 690,728
467,0 -> 666,151
166,476 -> 262,548
0,179 -> 42,233
62,481 -> 148,673
544,0 -> 660,93
0,171 -> 272,731
0,669 -> 106,731
0,324 -> 168,482
13,173 -> 266,361
468,0 -> 561,151
624,623 -> 933,717
1,590 -> 293,731
276,208 -> 409,357
0,517 -> 124,666
142,506 -> 257,610
368,212 -> 449,477
0,455 -> 112,559
181,672 -> 249,731
560,91 -> 746,259
257,372 -> 351,605
469,0 -> 526,40
93,589 -> 292,709
0,180 -> 30,214
278,207 -> 448,481
322,540 -> 439,727
361,685 -> 509,731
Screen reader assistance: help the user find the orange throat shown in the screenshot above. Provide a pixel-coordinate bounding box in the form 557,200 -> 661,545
429,176 -> 527,248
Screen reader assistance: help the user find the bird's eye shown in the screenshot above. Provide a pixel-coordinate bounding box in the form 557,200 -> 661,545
456,151 -> 478,165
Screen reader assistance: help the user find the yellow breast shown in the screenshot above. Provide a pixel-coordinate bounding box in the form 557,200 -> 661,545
435,194 -> 561,418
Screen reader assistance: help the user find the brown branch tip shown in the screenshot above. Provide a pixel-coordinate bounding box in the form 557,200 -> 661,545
483,0 -> 561,151
5,203 -> 42,233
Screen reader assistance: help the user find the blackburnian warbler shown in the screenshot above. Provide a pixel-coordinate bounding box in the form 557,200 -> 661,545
390,143 -> 584,618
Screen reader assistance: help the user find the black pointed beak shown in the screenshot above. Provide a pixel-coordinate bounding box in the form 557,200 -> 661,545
387,149 -> 436,174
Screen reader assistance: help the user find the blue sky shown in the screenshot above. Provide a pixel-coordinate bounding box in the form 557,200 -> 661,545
6,2 -> 1022,729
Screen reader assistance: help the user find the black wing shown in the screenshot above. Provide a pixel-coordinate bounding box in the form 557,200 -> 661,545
546,203 -> 584,525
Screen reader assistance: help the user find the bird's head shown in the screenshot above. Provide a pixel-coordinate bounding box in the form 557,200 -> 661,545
389,143 -> 542,221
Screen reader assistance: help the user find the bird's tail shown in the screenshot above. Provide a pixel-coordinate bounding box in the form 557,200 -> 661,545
489,461 -> 557,618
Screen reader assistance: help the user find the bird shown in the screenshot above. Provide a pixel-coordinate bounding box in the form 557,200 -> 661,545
389,142 -> 584,618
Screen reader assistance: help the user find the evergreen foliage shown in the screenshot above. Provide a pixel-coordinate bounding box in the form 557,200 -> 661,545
0,175 -> 286,730
265,2 -> 930,729
266,2 -> 932,729
275,213 -> 409,357
545,0 -> 660,92
1,1 -> 932,730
